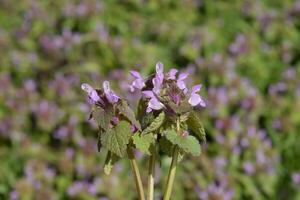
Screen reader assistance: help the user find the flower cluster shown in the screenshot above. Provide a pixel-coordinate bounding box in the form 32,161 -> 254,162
81,81 -> 120,107
130,62 -> 206,113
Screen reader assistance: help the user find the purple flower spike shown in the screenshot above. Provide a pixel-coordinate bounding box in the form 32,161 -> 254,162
103,81 -> 120,104
188,84 -> 206,107
130,70 -> 145,92
176,72 -> 189,93
167,68 -> 178,80
152,62 -> 164,94
81,83 -> 101,103
142,90 -> 164,113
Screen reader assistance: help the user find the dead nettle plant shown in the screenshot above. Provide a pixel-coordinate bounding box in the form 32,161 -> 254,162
81,62 -> 206,200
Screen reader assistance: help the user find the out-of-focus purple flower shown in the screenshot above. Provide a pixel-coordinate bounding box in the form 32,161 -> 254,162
188,84 -> 206,107
214,156 -> 227,169
272,118 -> 282,130
24,79 -> 36,92
103,81 -> 120,104
10,190 -> 19,200
216,133 -> 225,144
152,62 -> 164,94
243,162 -> 255,175
45,168 -> 55,179
67,181 -> 84,196
81,83 -> 101,103
65,148 -> 74,158
88,183 -> 98,195
224,189 -> 235,200
283,68 -> 296,80
256,150 -> 266,165
240,138 -> 249,147
54,126 -> 68,139
176,72 -> 189,93
142,90 -> 164,113
166,68 -> 178,80
233,146 -> 241,155
292,172 -> 300,185
129,70 -> 145,92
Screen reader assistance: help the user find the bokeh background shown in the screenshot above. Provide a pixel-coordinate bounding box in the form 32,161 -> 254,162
0,0 -> 300,199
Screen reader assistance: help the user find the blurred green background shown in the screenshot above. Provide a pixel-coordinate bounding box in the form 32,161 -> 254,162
0,0 -> 300,199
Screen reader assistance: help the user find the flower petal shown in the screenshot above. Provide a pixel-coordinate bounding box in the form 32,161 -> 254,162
178,72 -> 189,80
152,77 -> 163,94
167,68 -> 178,80
81,83 -> 100,103
148,97 -> 164,110
81,83 -> 93,93
146,107 -> 152,113
130,70 -> 143,79
177,80 -> 186,90
103,81 -> 110,94
132,78 -> 145,89
191,84 -> 202,94
142,90 -> 155,98
103,81 -> 120,104
188,93 -> 206,107
156,62 -> 164,75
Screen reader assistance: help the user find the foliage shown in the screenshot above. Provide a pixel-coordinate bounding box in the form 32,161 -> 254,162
0,0 -> 300,199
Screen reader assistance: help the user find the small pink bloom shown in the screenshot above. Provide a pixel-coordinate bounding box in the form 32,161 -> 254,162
130,70 -> 145,92
81,83 -> 101,103
103,81 -> 120,104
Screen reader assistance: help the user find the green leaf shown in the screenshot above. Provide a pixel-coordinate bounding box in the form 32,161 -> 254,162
186,111 -> 206,142
133,133 -> 155,155
92,106 -> 114,131
142,112 -> 165,134
117,100 -> 141,130
159,136 -> 174,157
101,121 -> 132,157
104,151 -> 119,175
167,100 -> 193,114
164,130 -> 201,156
159,136 -> 185,161
97,129 -> 103,152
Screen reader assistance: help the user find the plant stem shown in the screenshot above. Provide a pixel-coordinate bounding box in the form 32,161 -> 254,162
127,147 -> 145,200
147,145 -> 156,200
163,118 -> 180,200
163,146 -> 179,200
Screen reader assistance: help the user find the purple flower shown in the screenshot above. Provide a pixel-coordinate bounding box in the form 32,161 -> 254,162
103,81 -> 120,104
129,70 -> 145,92
152,62 -> 164,94
167,68 -> 178,80
292,172 -> 300,185
176,72 -> 189,93
243,162 -> 255,175
142,90 -> 164,113
81,83 -> 101,103
188,84 -> 206,107
10,190 -> 19,200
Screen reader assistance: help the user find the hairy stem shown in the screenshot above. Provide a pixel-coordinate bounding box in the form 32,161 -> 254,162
127,147 -> 145,200
163,118 -> 180,200
163,146 -> 179,200
147,145 -> 156,200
